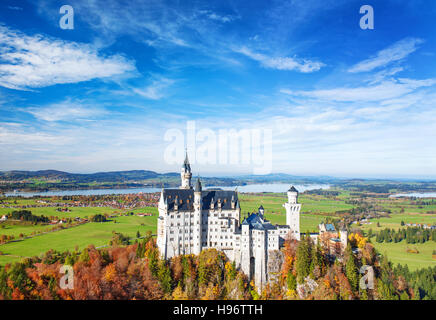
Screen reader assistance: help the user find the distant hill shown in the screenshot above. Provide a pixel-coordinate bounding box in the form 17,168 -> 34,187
0,170 -> 341,185
0,170 -> 178,183
2,170 -> 435,193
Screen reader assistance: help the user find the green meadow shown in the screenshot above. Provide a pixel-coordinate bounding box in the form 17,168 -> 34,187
239,192 -> 355,215
0,214 -> 157,263
0,192 -> 434,270
0,222 -> 51,238
359,213 -> 436,232
0,206 -> 124,219
371,241 -> 436,271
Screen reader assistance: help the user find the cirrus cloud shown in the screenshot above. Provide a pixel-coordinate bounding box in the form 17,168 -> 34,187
0,26 -> 136,90
234,46 -> 324,73
348,38 -> 424,73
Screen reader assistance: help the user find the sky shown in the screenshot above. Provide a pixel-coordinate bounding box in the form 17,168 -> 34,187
0,0 -> 435,178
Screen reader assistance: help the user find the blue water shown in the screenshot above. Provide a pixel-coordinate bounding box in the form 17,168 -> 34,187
206,183 -> 330,193
390,192 -> 436,198
5,183 -> 330,197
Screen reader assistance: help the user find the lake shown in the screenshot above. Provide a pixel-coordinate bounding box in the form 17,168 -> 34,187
4,183 -> 330,197
390,192 -> 436,198
206,183 -> 330,193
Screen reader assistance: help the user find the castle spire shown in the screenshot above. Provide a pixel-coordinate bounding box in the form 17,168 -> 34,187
180,150 -> 192,189
183,149 -> 191,172
195,177 -> 202,192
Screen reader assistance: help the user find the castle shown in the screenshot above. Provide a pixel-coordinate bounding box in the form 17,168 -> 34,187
157,153 -> 301,289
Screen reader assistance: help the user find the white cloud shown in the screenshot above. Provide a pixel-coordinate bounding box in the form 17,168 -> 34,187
132,77 -> 175,100
198,10 -> 236,23
23,100 -> 108,122
235,46 -> 324,73
0,125 -> 72,146
368,66 -> 404,84
0,26 -> 136,90
281,78 -> 436,102
348,38 -> 423,73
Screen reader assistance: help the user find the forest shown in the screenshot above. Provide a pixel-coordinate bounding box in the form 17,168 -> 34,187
373,227 -> 436,244
0,230 -> 434,300
9,210 -> 50,224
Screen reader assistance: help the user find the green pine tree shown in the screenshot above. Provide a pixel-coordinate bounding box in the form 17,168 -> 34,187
345,244 -> 359,291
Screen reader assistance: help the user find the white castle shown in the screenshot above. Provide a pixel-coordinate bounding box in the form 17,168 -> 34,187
157,153 -> 301,289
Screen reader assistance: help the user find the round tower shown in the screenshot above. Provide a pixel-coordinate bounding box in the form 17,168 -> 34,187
340,229 -> 348,252
284,185 -> 301,240
287,185 -> 298,204
193,178 -> 202,254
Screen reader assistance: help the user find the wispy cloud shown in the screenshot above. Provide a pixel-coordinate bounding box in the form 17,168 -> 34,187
198,10 -> 237,23
7,6 -> 23,11
22,100 -> 109,122
132,77 -> 176,100
348,38 -> 424,73
368,66 -> 404,84
281,78 -> 436,102
0,26 -> 136,90
235,46 -> 324,73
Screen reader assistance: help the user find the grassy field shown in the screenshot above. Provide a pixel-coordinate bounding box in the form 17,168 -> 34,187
239,193 -> 339,232
372,241 -> 436,271
0,206 -> 124,219
239,192 -> 355,215
359,213 -> 436,233
0,221 -> 51,238
0,194 -> 334,265
1,192 -> 434,270
0,214 -> 157,263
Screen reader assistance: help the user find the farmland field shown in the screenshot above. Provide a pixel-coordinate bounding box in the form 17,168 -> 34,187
0,192 -> 435,270
359,213 -> 436,232
371,241 -> 436,271
0,214 -> 157,264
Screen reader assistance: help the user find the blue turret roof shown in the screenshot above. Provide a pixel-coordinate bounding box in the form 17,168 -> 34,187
241,212 -> 276,230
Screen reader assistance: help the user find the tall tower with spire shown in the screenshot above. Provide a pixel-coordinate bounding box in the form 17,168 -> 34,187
283,185 -> 301,240
180,151 -> 192,189
193,177 -> 203,254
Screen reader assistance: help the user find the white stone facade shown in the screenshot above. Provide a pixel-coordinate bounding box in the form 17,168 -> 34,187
157,154 -> 301,290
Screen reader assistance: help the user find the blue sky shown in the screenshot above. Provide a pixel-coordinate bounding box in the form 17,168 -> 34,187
0,0 -> 435,178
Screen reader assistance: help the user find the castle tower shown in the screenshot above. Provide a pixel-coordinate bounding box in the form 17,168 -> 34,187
340,229 -> 348,252
180,151 -> 192,189
240,223 -> 251,278
157,188 -> 168,258
283,186 -> 301,240
193,178 -> 202,254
